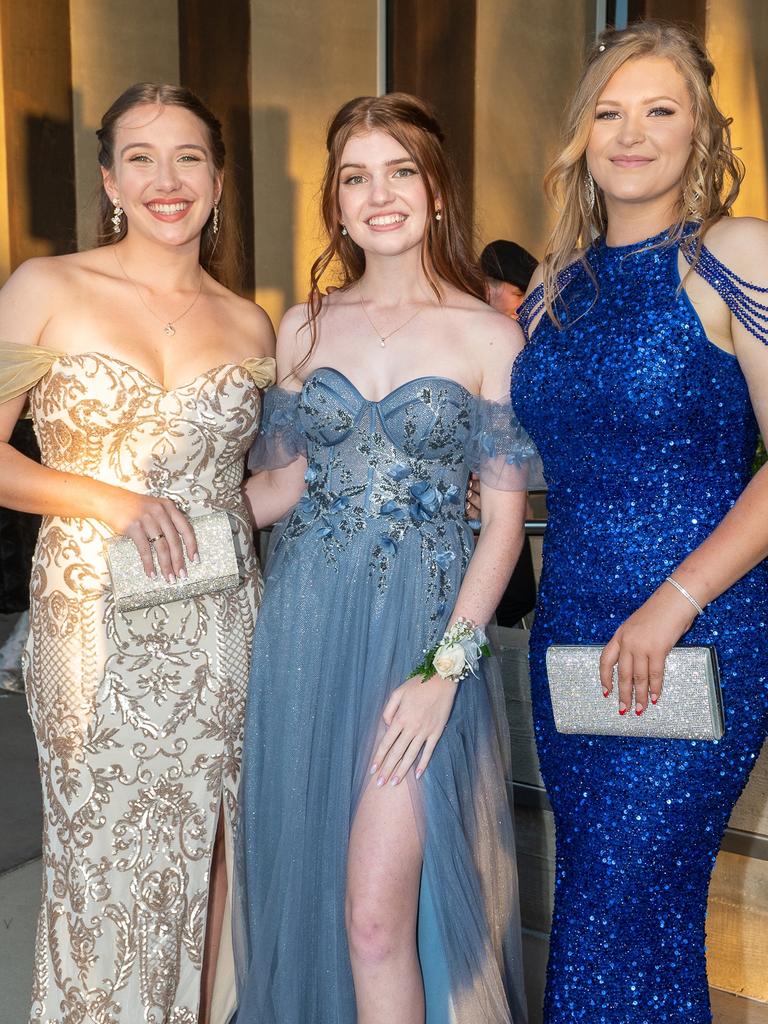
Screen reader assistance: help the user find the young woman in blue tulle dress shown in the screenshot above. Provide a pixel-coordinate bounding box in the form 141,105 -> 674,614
233,94 -> 541,1023
512,21 -> 768,1024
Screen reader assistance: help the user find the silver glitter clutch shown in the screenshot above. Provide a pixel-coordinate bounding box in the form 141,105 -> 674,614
546,645 -> 724,741
105,511 -> 245,612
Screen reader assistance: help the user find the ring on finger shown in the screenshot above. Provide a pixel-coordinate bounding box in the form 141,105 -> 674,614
147,535 -> 162,544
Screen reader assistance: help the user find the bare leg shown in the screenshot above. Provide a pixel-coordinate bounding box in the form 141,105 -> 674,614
346,775 -> 425,1024
199,810 -> 227,1024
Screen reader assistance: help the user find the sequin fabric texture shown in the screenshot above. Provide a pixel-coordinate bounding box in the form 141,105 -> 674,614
511,232 -> 768,1023
4,347 -> 275,1024
234,367 -> 534,1023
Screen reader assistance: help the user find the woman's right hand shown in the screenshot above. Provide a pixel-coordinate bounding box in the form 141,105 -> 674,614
103,492 -> 198,582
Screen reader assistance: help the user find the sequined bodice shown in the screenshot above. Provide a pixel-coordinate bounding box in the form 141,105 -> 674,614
30,351 -> 265,514
290,367 -> 473,530
512,234 -> 759,609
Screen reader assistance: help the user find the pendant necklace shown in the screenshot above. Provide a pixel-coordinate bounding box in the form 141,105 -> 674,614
113,248 -> 204,336
357,284 -> 425,348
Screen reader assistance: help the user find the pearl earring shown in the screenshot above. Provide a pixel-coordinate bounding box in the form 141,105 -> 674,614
341,225 -> 348,236
435,209 -> 442,221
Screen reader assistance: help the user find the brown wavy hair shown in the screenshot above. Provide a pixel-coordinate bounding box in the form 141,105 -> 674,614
542,20 -> 744,326
95,83 -> 243,291
303,92 -> 485,355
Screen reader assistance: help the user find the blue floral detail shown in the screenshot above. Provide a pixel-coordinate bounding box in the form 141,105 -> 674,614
330,495 -> 350,514
435,549 -> 456,572
296,493 -> 318,519
380,500 -> 409,522
408,481 -> 443,522
304,464 -> 318,484
388,462 -> 410,481
444,484 -> 461,504
379,535 -> 398,555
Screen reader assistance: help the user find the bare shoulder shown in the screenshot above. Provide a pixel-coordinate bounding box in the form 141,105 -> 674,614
275,301 -> 313,385
0,256 -> 78,345
523,262 -> 544,300
700,217 -> 768,281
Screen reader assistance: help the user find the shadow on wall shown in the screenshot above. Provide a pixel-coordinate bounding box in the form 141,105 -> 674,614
24,113 -> 77,254
251,106 -> 296,314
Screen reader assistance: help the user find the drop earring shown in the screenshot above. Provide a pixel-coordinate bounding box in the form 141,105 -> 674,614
584,170 -> 595,213
435,208 -> 442,221
111,197 -> 124,234
341,225 -> 348,236
212,201 -> 220,234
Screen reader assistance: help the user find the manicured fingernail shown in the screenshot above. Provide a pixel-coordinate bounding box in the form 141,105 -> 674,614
618,704 -> 628,716
376,777 -> 385,788
635,705 -> 644,716
192,553 -> 200,564
603,689 -> 610,698
168,574 -> 177,584
390,776 -> 399,787
150,572 -> 158,581
370,763 -> 378,775
179,569 -> 188,581
415,768 -> 423,780
651,695 -> 658,705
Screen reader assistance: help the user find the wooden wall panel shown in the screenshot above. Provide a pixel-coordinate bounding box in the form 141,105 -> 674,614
707,851 -> 768,1000
0,0 -> 75,268
387,0 -> 476,210
179,0 -> 254,295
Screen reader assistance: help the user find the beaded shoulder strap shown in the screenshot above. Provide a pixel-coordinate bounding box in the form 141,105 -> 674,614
516,261 -> 583,338
682,241 -> 768,345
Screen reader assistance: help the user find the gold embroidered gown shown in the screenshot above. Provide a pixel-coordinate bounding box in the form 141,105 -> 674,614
0,343 -> 275,1024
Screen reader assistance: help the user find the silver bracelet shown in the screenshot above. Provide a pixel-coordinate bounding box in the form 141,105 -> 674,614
664,575 -> 705,616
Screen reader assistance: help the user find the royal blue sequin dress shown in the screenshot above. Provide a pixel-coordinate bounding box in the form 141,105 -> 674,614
233,368 -> 540,1024
512,229 -> 768,1023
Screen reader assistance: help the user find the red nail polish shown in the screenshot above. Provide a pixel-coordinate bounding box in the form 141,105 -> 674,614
651,698 -> 658,705
603,690 -> 610,698
635,709 -> 643,716
618,708 -> 627,716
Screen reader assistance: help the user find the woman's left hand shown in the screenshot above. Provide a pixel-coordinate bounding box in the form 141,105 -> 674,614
371,674 -> 458,786
599,584 -> 698,715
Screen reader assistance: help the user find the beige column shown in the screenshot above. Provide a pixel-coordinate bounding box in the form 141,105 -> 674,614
69,0 -> 180,249
474,0 -> 594,261
707,0 -> 768,220
0,9 -> 10,283
249,0 -> 379,325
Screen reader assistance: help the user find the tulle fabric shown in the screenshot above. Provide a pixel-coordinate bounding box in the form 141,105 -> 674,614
0,340 -> 59,409
247,386 -> 307,470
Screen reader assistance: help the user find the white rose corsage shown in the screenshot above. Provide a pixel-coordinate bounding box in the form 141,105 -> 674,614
413,617 -> 490,683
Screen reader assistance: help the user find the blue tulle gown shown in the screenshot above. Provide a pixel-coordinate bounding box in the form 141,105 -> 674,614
234,367 -> 541,1023
512,228 -> 768,1023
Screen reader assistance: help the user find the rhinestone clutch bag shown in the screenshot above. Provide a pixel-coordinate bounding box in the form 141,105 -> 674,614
105,511 -> 245,612
546,644 -> 724,741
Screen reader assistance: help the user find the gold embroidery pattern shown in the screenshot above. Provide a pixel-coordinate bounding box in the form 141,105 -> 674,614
22,353 -> 269,1023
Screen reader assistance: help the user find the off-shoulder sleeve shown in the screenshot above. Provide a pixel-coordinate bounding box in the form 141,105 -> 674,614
248,385 -> 307,471
684,241 -> 768,345
242,355 -> 277,389
0,341 -> 59,405
465,395 -> 546,491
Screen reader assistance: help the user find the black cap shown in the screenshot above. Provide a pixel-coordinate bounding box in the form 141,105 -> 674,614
480,239 -> 538,291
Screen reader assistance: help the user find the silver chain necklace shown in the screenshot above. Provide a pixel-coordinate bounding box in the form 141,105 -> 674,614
357,284 -> 425,348
113,248 -> 204,337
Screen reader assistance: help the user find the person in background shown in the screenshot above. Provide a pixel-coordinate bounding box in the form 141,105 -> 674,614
481,239 -> 539,627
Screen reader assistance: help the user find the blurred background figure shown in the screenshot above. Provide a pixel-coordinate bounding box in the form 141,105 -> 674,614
481,239 -> 538,320
481,239 -> 539,627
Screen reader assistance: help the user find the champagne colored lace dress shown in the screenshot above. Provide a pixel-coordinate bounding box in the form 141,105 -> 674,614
0,342 -> 275,1024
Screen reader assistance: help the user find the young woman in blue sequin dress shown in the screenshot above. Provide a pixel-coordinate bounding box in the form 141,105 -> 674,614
233,94 -> 540,1023
512,21 -> 768,1024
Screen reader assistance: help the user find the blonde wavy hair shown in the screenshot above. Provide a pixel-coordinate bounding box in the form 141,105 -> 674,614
542,20 -> 744,326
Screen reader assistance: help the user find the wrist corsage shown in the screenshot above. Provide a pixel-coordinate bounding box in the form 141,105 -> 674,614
413,617 -> 490,683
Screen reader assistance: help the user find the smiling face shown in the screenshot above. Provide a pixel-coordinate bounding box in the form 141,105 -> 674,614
586,55 -> 694,214
337,129 -> 434,259
102,102 -> 221,248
